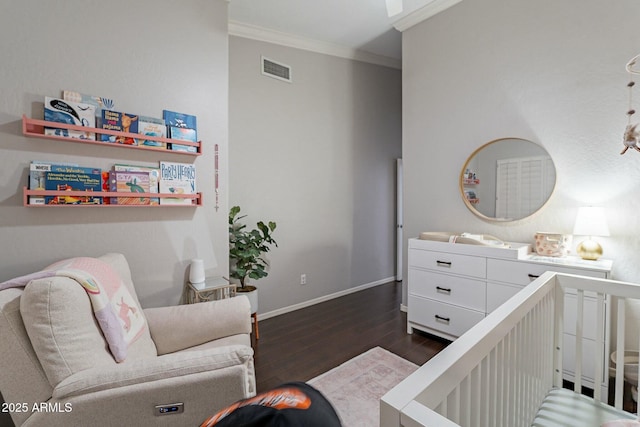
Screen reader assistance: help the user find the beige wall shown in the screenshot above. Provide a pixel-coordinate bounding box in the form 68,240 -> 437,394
402,0 -> 640,309
0,0 -> 230,308
229,36 -> 402,315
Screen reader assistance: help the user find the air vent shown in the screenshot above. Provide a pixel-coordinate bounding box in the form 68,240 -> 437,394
261,56 -> 292,83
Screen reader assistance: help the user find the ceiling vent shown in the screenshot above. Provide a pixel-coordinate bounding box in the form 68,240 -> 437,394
261,56 -> 292,83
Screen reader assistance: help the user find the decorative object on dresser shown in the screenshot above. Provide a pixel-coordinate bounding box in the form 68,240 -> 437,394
573,206 -> 610,260
534,232 -> 572,257
407,236 -> 613,396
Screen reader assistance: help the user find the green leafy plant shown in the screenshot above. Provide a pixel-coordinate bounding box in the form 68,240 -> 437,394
229,205 -> 278,289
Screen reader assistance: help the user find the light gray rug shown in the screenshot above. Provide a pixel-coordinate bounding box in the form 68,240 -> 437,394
308,347 -> 418,427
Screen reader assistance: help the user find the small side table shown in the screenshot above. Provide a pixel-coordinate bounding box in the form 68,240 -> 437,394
185,277 -> 236,304
184,277 -> 259,339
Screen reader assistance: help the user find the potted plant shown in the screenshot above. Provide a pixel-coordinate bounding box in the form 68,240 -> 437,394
228,205 -> 277,313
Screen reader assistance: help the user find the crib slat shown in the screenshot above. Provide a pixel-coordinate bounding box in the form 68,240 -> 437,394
574,290 -> 584,393
472,364 -> 481,427
553,284 -> 565,388
452,384 -> 460,425
480,356 -> 489,427
507,329 -> 514,427
593,292 -> 605,402
614,297 -> 626,409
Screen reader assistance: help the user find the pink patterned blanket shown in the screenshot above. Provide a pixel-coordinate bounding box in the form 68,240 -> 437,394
0,257 -> 146,362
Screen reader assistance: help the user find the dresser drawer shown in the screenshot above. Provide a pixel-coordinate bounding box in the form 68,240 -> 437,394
408,269 -> 486,311
408,295 -> 485,338
409,249 -> 486,279
487,258 -> 607,286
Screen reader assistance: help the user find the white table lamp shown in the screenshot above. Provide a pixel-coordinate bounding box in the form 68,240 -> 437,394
573,206 -> 610,260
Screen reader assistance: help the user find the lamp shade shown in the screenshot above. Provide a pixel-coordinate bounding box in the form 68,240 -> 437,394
189,259 -> 206,284
573,206 -> 610,237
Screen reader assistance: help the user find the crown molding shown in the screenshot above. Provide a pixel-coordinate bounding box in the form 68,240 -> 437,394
229,20 -> 402,70
393,0 -> 463,32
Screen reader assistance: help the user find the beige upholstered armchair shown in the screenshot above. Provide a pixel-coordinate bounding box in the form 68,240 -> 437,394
0,253 -> 255,427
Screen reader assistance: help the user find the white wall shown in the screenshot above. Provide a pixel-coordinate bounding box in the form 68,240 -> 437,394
0,0 -> 230,308
402,0 -> 640,304
229,36 -> 402,315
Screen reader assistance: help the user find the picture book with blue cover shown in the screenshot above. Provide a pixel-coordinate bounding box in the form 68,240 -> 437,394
100,110 -> 139,144
44,97 -> 96,140
44,167 -> 102,205
29,161 -> 79,205
163,110 -> 198,153
163,110 -> 197,130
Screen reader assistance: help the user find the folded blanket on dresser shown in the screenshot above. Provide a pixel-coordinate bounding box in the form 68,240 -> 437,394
0,256 -> 146,362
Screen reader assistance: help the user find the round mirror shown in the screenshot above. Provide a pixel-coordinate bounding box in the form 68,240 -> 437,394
460,138 -> 556,221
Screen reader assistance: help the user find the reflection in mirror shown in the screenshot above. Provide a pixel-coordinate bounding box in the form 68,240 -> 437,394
460,138 -> 556,221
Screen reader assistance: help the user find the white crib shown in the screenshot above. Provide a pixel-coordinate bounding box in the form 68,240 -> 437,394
381,272 -> 640,427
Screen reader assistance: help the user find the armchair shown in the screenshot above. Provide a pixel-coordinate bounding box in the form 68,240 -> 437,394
0,253 -> 255,427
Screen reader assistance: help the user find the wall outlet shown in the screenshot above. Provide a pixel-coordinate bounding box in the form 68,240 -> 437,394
300,274 -> 307,285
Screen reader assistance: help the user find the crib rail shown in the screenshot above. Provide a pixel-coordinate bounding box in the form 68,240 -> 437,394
381,272 -> 640,427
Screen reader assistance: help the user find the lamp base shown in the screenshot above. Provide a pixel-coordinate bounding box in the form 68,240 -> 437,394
576,239 -> 603,260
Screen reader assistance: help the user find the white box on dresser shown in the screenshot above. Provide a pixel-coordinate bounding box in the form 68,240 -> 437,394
407,237 -> 613,394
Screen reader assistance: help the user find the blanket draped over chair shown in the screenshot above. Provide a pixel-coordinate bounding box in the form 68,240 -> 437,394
0,256 -> 146,362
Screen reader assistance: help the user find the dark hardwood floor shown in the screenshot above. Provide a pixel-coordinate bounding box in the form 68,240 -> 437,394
251,281 -> 450,393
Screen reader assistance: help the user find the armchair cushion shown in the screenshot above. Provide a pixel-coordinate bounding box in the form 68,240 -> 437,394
144,296 -> 252,355
20,276 -> 117,387
53,345 -> 254,399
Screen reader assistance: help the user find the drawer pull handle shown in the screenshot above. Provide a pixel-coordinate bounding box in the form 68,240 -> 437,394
435,315 -> 450,324
528,274 -> 540,281
436,260 -> 452,268
436,286 -> 452,294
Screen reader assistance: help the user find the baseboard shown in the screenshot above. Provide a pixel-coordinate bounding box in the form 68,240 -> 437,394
400,304 -> 407,312
258,276 -> 396,321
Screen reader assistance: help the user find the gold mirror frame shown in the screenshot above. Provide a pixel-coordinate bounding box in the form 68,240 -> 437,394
460,138 -> 556,222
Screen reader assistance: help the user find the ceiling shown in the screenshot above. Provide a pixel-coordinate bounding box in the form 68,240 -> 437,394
228,0 -> 442,62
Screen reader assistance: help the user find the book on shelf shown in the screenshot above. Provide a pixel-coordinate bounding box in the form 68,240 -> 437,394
43,167 -> 103,205
62,91 -> 115,128
29,161 -> 79,205
163,110 -> 197,153
167,126 -> 197,152
44,97 -> 96,140
163,110 -> 197,130
136,116 -> 167,148
100,110 -> 139,145
159,161 -> 197,205
108,170 -> 151,205
112,163 -> 159,205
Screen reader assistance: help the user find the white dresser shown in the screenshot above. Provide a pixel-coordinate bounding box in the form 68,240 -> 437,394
407,237 -> 613,391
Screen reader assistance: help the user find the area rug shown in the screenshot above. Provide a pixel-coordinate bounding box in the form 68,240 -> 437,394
308,347 -> 418,427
